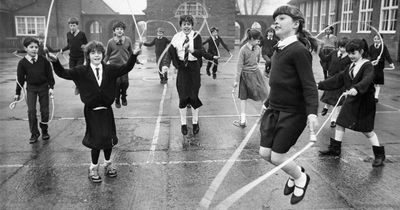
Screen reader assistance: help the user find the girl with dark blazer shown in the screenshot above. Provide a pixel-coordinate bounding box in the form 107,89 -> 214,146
48,41 -> 141,183
168,15 -> 216,135
318,39 -> 385,167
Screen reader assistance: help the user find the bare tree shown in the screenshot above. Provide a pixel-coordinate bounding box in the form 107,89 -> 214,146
237,0 -> 265,15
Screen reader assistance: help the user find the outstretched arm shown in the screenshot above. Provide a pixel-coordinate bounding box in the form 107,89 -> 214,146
109,49 -> 141,78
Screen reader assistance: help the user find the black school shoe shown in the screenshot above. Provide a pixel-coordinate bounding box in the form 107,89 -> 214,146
193,123 -> 200,134
283,166 -> 305,195
290,174 -> 311,205
321,108 -> 328,116
181,125 -> 188,135
115,99 -> 121,108
42,131 -> 50,140
29,133 -> 40,144
121,98 -> 128,106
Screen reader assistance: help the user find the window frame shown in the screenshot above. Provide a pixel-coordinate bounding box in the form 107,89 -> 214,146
175,2 -> 207,18
15,16 -> 46,36
306,1 -> 312,30
319,0 -> 327,32
379,0 -> 398,33
357,0 -> 373,33
312,1 -> 319,32
328,0 -> 336,25
340,0 -> 353,33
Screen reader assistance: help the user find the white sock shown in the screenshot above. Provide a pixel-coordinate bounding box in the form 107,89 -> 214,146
368,133 -> 380,146
240,113 -> 246,123
287,166 -> 302,187
293,172 -> 307,196
324,104 -> 328,109
90,163 -> 98,170
104,159 -> 111,164
179,108 -> 187,125
191,107 -> 199,124
375,85 -> 380,99
331,106 -> 340,122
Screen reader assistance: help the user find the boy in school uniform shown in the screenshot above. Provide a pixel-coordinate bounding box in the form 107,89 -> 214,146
104,21 -> 133,108
14,37 -> 55,143
48,41 -> 141,183
13,32 -> 59,57
260,28 -> 278,77
61,17 -> 88,95
142,27 -> 171,84
202,27 -> 230,79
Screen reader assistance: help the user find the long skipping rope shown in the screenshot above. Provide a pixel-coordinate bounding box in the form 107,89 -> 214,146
214,93 -> 348,209
10,0 -> 55,125
214,21 -> 385,208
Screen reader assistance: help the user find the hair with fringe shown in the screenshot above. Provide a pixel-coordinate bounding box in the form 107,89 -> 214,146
84,41 -> 105,65
245,28 -> 262,41
272,5 -> 318,52
346,38 -> 369,58
112,21 -> 126,31
23,37 -> 39,47
68,17 -> 79,25
210,27 -> 219,33
338,37 -> 349,47
179,15 -> 194,26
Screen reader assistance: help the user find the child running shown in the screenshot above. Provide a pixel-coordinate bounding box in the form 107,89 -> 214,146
258,5 -> 319,204
233,28 -> 268,128
202,27 -> 230,79
48,41 -> 141,183
318,38 -> 386,167
319,37 -> 351,127
14,37 -> 55,143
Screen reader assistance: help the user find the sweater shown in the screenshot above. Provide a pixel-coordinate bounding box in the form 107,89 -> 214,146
16,56 -> 55,95
260,37 -> 278,58
267,41 -> 318,115
62,31 -> 88,58
143,37 -> 170,59
236,44 -> 260,82
104,36 -> 133,64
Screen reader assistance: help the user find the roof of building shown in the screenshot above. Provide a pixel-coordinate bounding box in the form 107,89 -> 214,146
82,0 -> 118,15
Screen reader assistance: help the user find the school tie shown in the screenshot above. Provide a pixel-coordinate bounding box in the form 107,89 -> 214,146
31,57 -> 36,63
338,53 -> 342,59
349,63 -> 355,79
183,35 -> 189,67
95,67 -> 100,80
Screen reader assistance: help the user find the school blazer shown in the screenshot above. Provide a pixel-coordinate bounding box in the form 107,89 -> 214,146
52,54 -> 137,108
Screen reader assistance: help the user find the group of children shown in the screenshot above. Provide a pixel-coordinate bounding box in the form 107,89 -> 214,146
12,4 -> 396,205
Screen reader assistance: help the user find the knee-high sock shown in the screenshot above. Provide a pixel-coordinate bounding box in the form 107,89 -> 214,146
375,85 -> 380,99
331,106 -> 341,122
334,126 -> 345,141
368,132 -> 380,146
179,108 -> 187,125
191,107 -> 199,124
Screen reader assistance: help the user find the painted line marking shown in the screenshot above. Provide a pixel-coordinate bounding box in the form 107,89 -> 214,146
198,118 -> 261,210
146,83 -> 168,164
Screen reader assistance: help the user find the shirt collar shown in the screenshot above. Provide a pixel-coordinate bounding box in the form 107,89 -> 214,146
113,36 -> 125,43
277,35 -> 298,50
90,63 -> 103,71
25,54 -> 38,63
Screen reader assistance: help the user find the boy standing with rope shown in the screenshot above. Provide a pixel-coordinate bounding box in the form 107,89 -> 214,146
14,37 -> 55,143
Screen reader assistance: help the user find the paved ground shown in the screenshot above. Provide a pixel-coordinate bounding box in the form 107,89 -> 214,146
0,46 -> 400,210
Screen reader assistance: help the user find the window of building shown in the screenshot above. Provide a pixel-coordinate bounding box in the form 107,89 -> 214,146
328,0 -> 336,25
299,2 -> 306,15
175,2 -> 207,18
341,0 -> 353,32
379,0 -> 398,33
320,0 -> 327,31
358,0 -> 373,32
15,16 -> 45,36
312,1 -> 319,32
90,21 -> 102,34
306,1 -> 312,30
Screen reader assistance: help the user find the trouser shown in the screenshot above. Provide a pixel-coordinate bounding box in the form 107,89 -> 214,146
116,76 -> 129,100
91,148 -> 112,164
206,59 -> 219,74
27,87 -> 49,135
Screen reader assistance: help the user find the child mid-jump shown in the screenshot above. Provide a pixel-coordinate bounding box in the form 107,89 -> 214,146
48,41 -> 141,183
104,21 -> 133,108
14,37 -> 55,143
319,37 -> 351,128
233,28 -> 268,128
202,27 -> 230,79
318,38 -> 385,167
143,27 -> 171,84
259,5 -> 319,205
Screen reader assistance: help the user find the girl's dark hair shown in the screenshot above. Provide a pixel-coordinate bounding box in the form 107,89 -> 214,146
337,37 -> 349,47
112,21 -> 126,31
272,5 -> 318,52
179,15 -> 194,26
245,28 -> 262,41
373,32 -> 383,39
84,41 -> 105,65
265,27 -> 275,36
345,38 -> 369,58
23,37 -> 39,47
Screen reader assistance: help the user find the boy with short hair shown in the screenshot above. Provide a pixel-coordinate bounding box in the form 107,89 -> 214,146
61,17 -> 88,95
104,21 -> 133,108
143,27 -> 171,84
13,32 -> 59,57
202,27 -> 229,79
14,37 -> 55,143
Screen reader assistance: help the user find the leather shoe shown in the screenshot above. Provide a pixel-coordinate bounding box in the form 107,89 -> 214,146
181,125 -> 188,135
330,121 -> 336,127
321,108 -> 328,116
283,167 -> 305,195
193,123 -> 199,134
290,174 -> 310,205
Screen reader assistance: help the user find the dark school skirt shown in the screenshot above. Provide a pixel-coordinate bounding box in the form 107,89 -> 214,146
260,109 -> 307,153
238,69 -> 268,101
373,64 -> 384,85
82,106 -> 118,150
